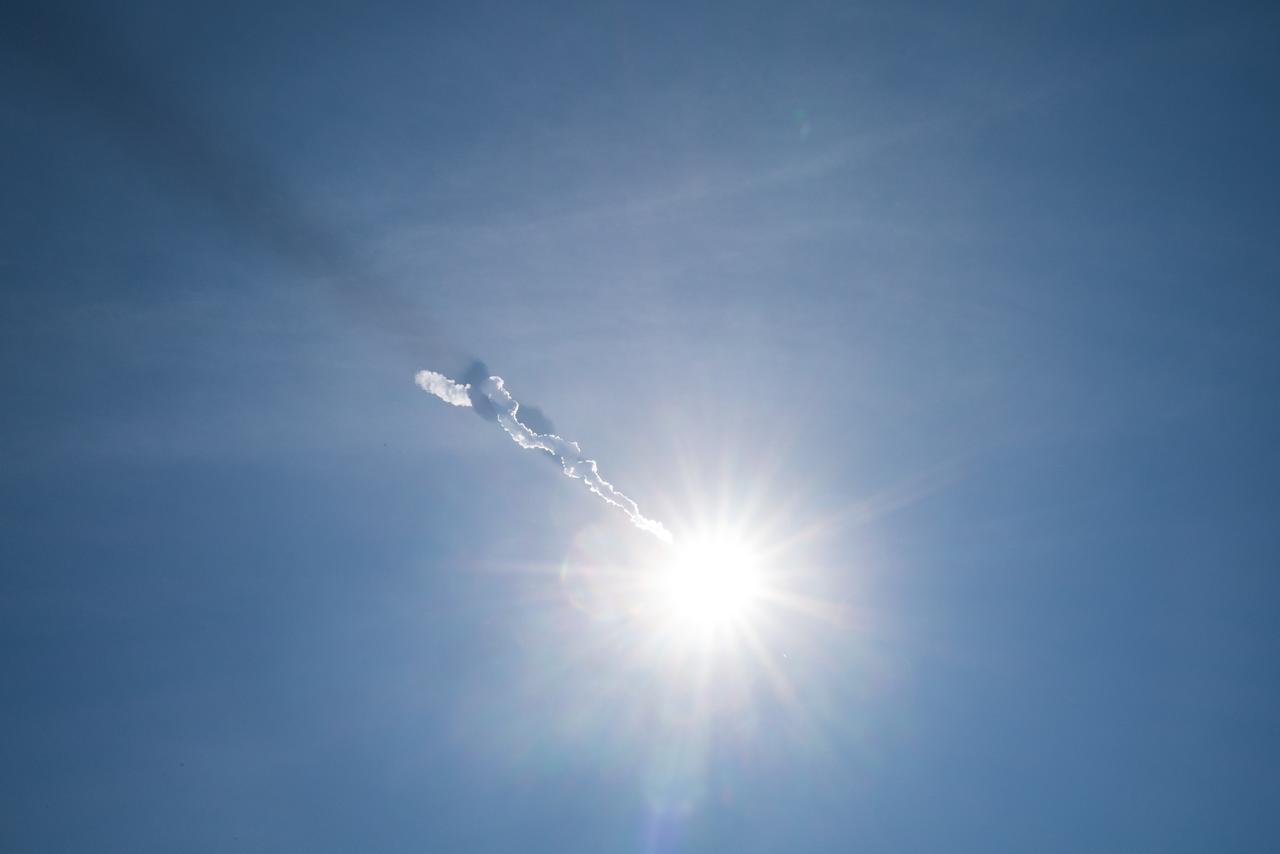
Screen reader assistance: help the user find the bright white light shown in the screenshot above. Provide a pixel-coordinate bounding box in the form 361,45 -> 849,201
660,534 -> 763,630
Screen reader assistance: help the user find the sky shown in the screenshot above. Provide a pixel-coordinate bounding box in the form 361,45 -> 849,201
2,1 -> 1279,851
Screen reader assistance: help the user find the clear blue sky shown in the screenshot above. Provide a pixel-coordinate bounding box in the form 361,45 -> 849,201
3,1 -> 1278,851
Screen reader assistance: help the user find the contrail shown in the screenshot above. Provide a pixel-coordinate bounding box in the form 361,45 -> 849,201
416,370 -> 674,544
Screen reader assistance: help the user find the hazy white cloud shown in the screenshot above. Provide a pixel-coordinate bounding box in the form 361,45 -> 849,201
417,369 -> 672,544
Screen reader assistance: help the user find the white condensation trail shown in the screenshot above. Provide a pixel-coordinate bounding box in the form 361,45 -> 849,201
415,370 -> 473,407
414,370 -> 674,544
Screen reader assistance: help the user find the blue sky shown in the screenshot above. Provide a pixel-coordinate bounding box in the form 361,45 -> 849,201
3,1 -> 1278,851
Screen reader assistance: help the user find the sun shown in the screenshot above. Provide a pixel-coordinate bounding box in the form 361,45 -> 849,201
659,532 -> 764,631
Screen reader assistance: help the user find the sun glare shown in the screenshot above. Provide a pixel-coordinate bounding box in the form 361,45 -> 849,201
660,533 -> 764,631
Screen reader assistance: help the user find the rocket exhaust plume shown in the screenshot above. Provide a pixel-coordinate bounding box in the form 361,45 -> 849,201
415,369 -> 674,544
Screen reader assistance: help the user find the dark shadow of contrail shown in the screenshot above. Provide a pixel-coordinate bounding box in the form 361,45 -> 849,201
3,0 -> 446,357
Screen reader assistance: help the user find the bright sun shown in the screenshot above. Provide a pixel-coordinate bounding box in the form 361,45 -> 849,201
659,533 -> 764,631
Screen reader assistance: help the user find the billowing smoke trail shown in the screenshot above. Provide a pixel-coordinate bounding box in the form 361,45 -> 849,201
415,370 -> 674,544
